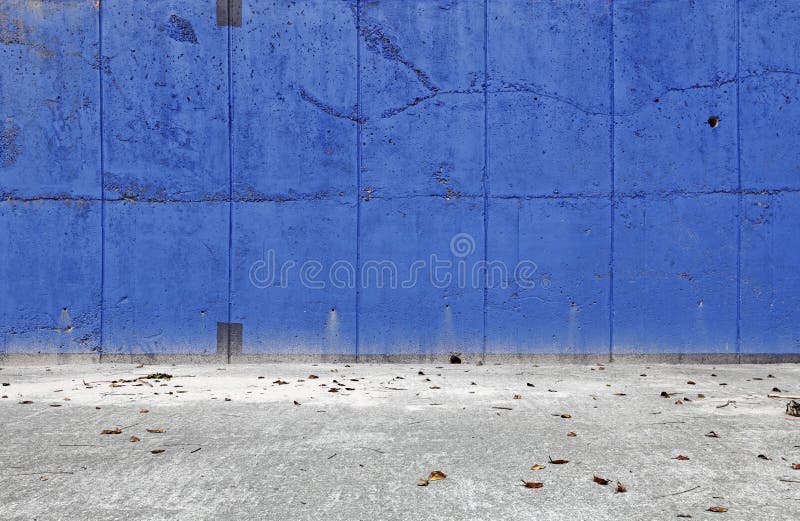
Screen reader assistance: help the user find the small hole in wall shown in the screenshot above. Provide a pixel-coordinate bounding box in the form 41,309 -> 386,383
449,354 -> 461,364
707,116 -> 720,128
330,308 -> 336,312
445,304 -> 449,309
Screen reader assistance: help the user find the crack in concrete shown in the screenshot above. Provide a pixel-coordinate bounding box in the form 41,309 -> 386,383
298,88 -> 365,124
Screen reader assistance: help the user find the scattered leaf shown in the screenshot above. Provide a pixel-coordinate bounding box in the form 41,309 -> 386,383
100,428 -> 122,435
328,388 -> 339,393
293,400 -> 301,406
697,393 -> 706,398
146,428 -> 165,434
521,481 -> 543,489
593,476 -> 609,485
614,392 -> 627,396
567,432 -> 577,437
526,383 -> 534,387
417,478 -> 429,486
757,454 -> 770,460
39,476 -> 48,481
707,506 -> 727,513
675,400 -> 683,405
273,379 -> 289,385
430,386 -> 441,390
145,373 -> 172,380
705,431 -> 720,438
19,400 -> 33,405
49,404 -> 62,407
549,457 -> 569,465
772,387 -> 781,392
687,381 -> 696,385
560,413 -> 572,419
791,463 -> 800,470
530,464 -> 545,471
130,436 -> 140,443
150,449 -> 165,454
616,481 -> 627,493
677,515 -> 692,519
674,455 -> 690,461
139,409 -> 149,414
513,394 -> 522,400
428,471 -> 446,481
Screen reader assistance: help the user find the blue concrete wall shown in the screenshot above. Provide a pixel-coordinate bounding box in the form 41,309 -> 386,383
1,0 -> 799,358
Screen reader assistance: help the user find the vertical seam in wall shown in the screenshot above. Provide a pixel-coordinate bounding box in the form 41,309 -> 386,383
226,0 -> 234,363
355,0 -> 363,362
98,0 -> 105,361
608,0 -> 616,363
481,0 -> 489,361
735,0 -> 742,362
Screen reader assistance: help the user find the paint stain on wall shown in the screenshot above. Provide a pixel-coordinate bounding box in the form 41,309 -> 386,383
163,14 -> 197,44
0,125 -> 20,168
0,13 -> 52,58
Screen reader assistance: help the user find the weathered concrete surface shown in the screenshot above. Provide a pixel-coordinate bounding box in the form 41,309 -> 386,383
2,0 -> 800,358
1,363 -> 798,520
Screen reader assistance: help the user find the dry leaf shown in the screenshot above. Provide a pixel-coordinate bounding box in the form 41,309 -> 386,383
616,481 -> 627,493
705,431 -> 720,438
39,476 -> 48,481
567,432 -> 577,437
146,429 -> 165,434
549,457 -> 569,465
428,471 -> 446,481
273,379 -> 289,385
146,373 -> 172,380
19,400 -> 33,405
328,388 -> 339,393
139,409 -> 149,414
100,428 -> 122,435
521,481 -> 543,489
417,478 -> 429,486
530,464 -> 545,471
757,454 -> 770,460
675,399 -> 683,405
430,386 -> 441,390
593,476 -> 609,485
513,394 -> 522,400
560,413 -> 572,419
49,404 -> 62,407
293,400 -> 301,406
308,374 -> 319,379
792,463 -> 800,470
697,393 -> 706,398
687,381 -> 696,385
150,449 -> 165,454
130,436 -> 140,443
707,506 -> 728,513
677,515 -> 692,518
674,455 -> 690,461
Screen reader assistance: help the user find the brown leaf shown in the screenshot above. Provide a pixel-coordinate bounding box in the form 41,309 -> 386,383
19,400 -> 33,405
593,476 -> 609,485
417,478 -> 429,486
521,480 -> 544,489
430,386 -> 441,390
308,374 -> 319,379
567,431 -> 577,437
548,457 -> 569,465
676,515 -> 692,519
145,373 -> 172,380
613,392 -> 627,396
49,404 -> 62,407
513,394 -> 522,400
560,413 -> 572,418
428,470 -> 446,481
707,506 -> 728,513
328,388 -> 339,393
674,455 -> 690,460
616,481 -> 627,493
675,399 -> 683,405
697,393 -> 706,398
705,431 -> 720,438
687,381 -> 696,385
130,436 -> 140,443
100,428 -> 122,435
150,449 -> 165,454
146,428 -> 165,433
792,463 -> 800,470
757,454 -> 770,460
139,409 -> 149,414
273,379 -> 289,385
530,464 -> 545,470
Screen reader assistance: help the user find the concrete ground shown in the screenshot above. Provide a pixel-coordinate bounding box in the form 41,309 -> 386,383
1,363 -> 799,521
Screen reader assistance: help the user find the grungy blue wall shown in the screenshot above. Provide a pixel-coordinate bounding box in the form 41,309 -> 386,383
1,0 -> 799,358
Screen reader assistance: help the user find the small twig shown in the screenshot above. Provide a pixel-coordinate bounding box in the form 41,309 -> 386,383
768,394 -> 800,399
327,453 -> 337,460
716,400 -> 736,408
654,485 -> 700,498
189,447 -> 202,454
491,406 -> 513,410
10,470 -> 75,476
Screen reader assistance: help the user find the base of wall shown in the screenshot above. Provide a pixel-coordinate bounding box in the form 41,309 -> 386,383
1,352 -> 799,366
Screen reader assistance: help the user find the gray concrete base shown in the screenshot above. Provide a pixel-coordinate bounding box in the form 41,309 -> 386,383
1,362 -> 799,520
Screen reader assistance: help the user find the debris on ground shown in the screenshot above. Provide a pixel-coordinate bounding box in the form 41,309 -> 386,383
786,400 -> 800,417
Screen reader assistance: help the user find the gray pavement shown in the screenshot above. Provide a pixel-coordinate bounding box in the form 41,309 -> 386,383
1,362 -> 799,520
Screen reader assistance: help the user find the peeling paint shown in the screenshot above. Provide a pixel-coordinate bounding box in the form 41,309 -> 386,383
163,14 -> 197,44
0,125 -> 20,168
